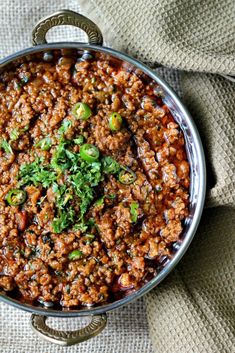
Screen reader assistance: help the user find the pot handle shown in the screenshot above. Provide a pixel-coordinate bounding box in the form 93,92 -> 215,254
32,9 -> 103,46
31,313 -> 107,346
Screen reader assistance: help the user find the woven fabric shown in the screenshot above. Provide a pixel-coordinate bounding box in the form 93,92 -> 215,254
0,300 -> 152,353
146,205 -> 235,353
181,73 -> 235,208
80,0 -> 235,74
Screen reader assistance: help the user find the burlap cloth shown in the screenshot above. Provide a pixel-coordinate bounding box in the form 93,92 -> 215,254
0,0 -> 234,352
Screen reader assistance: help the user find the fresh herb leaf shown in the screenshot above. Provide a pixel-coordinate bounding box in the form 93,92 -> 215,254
102,156 -> 120,174
17,132 -> 103,234
36,137 -> 52,151
130,201 -> 139,223
51,140 -> 72,171
10,128 -> 20,141
107,193 -> 116,200
10,125 -> 29,141
52,207 -> 75,234
51,183 -> 75,233
58,119 -> 72,135
0,139 -> 13,154
84,234 -> 95,244
19,158 -> 57,188
21,76 -> 30,85
73,219 -> 89,232
68,249 -> 83,260
74,135 -> 84,145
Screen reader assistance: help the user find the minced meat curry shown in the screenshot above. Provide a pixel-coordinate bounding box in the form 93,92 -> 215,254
0,52 -> 189,308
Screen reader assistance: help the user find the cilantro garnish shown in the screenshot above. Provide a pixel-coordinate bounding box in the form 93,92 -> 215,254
130,201 -> 139,223
58,119 -> 72,135
17,121 -> 120,234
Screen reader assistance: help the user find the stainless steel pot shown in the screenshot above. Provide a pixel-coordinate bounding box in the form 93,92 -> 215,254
0,9 -> 206,346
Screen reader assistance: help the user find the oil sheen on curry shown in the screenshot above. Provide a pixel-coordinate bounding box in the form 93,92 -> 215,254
0,53 -> 189,308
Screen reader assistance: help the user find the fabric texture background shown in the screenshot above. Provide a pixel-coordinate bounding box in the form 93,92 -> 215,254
0,0 -> 235,352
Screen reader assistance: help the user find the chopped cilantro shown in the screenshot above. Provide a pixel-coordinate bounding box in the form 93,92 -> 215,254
52,207 -> 75,233
0,139 -> 13,154
102,156 -> 120,174
68,249 -> 83,261
58,119 -> 72,135
17,132 -> 108,234
10,128 -> 20,141
74,135 -> 84,145
18,158 -> 57,188
94,196 -> 105,207
107,193 -> 116,200
130,201 -> 139,223
36,137 -> 52,151
21,76 -> 30,85
84,234 -> 95,244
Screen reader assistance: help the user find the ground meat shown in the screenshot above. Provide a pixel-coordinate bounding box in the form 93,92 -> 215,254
0,51 -> 189,308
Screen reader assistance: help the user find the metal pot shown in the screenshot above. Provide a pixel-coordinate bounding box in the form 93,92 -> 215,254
0,9 -> 206,346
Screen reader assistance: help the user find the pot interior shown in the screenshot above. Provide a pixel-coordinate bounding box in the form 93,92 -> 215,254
0,45 -> 206,317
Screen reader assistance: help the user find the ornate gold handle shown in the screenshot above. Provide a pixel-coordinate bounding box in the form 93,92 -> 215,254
31,314 -> 107,346
32,9 -> 103,46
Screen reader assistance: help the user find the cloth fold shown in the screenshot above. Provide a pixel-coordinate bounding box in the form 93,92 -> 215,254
80,0 -> 235,74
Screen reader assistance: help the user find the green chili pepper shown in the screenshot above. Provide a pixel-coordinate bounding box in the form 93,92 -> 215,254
6,189 -> 27,206
72,102 -> 92,120
118,166 -> 136,185
36,137 -> 52,151
68,249 -> 83,261
84,234 -> 95,244
94,196 -> 105,207
102,156 -> 120,174
80,144 -> 100,163
109,112 -> 122,131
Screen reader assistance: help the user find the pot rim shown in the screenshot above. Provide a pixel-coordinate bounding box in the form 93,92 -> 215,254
0,42 -> 206,317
